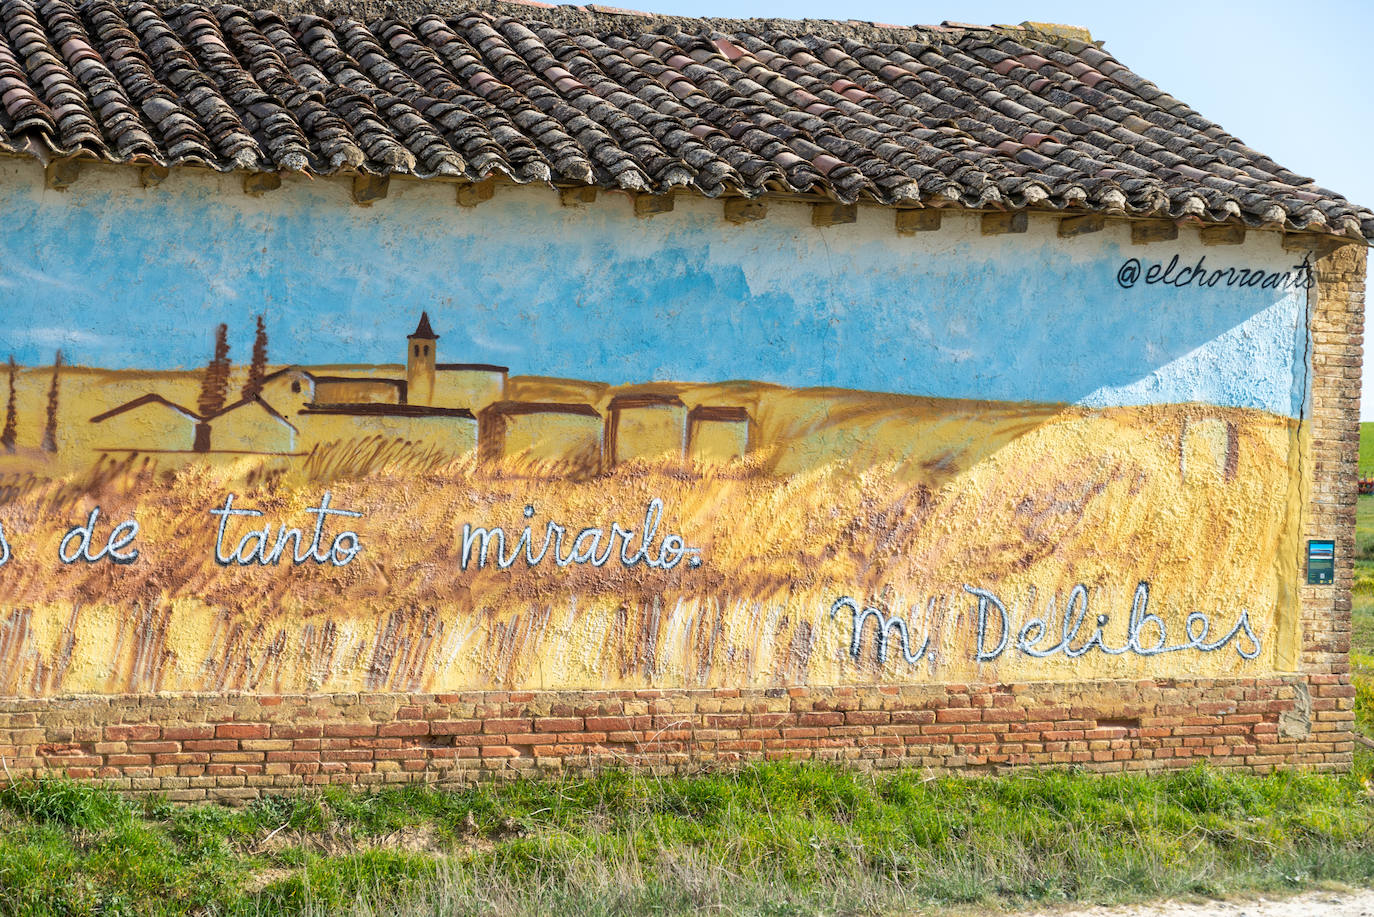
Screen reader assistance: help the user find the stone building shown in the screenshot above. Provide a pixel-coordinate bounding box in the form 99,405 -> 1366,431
0,0 -> 1368,799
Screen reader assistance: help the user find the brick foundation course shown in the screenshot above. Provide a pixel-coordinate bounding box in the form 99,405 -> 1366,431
0,676 -> 1353,803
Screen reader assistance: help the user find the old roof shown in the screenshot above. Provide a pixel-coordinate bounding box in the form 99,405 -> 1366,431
608,392 -> 685,409
89,392 -> 199,422
302,402 -> 475,417
2,0 -> 1369,240
409,311 -> 439,339
89,391 -> 296,429
481,400 -> 600,417
689,405 -> 751,423
437,362 -> 508,372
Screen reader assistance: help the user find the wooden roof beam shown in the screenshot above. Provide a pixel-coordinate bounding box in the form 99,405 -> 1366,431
1200,224 -> 1246,246
44,158 -> 82,191
559,186 -> 597,207
456,178 -> 495,207
633,192 -> 675,217
352,174 -> 389,207
242,171 -> 281,196
724,198 -> 767,223
1282,231 -> 1349,259
139,164 -> 169,188
981,211 -> 1027,235
1058,213 -> 1104,238
1130,219 -> 1178,244
895,209 -> 941,234
812,202 -> 856,227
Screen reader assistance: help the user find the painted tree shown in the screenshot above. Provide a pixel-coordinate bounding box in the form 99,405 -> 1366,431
197,323 -> 231,417
1,355 -> 16,453
242,314 -> 268,401
41,350 -> 61,454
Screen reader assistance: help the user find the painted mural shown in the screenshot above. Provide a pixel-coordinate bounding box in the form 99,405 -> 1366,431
0,161 -> 1313,696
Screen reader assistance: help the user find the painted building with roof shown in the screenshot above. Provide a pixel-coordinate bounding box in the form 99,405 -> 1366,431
204,396 -> 298,453
687,405 -> 753,465
84,312 -> 503,456
88,392 -> 299,454
280,312 -> 505,452
299,402 -> 478,453
88,394 -> 202,453
434,363 -> 508,413
258,368 -> 317,416
0,0 -> 1369,792
478,400 -> 603,472
605,392 -> 687,466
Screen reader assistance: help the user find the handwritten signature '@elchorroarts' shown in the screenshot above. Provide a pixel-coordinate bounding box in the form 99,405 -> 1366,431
1116,254 -> 1312,292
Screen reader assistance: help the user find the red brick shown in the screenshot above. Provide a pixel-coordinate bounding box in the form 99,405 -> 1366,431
162,725 -> 215,741
271,724 -> 323,740
935,709 -> 981,724
185,739 -> 241,752
216,724 -> 269,740
127,741 -> 181,755
482,718 -> 531,734
586,716 -> 632,732
105,725 -> 159,741
534,717 -> 584,733
431,720 -> 481,735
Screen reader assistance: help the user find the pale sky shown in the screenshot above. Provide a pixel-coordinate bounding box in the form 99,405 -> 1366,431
648,0 -> 1374,416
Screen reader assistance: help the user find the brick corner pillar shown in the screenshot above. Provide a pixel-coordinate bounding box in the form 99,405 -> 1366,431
1295,241 -> 1367,770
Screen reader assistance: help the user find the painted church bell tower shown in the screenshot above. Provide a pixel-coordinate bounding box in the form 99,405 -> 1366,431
407,311 -> 438,406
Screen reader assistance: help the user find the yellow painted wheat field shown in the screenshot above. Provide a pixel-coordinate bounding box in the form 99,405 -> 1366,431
0,368 -> 1299,695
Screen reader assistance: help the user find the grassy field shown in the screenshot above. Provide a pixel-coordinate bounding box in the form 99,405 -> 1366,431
0,759 -> 1372,917
1350,492 -> 1374,733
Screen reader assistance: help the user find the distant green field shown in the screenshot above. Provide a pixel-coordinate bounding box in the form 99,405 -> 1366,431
1352,421 -> 1374,731
1352,496 -> 1374,694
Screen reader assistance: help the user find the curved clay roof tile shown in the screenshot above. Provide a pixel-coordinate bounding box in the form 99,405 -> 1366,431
0,0 -> 1359,240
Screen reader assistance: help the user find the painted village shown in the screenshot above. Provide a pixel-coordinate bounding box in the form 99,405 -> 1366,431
0,309 -> 1263,492
59,312 -> 753,474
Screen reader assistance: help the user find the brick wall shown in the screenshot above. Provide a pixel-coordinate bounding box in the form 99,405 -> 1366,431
1302,242 -> 1367,676
0,676 -> 1354,803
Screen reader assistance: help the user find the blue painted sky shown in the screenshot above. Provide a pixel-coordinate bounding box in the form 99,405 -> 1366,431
0,173 -> 1308,418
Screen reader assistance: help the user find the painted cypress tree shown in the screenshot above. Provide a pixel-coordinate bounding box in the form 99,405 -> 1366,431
242,314 -> 268,401
1,356 -> 16,452
197,323 -> 231,417
41,350 -> 61,454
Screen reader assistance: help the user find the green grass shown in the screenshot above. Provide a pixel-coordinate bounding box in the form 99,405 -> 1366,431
1360,423 -> 1374,478
1351,493 -> 1374,734
0,760 -> 1372,916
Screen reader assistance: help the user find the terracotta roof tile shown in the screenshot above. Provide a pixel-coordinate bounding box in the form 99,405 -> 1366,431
0,0 -> 1365,240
